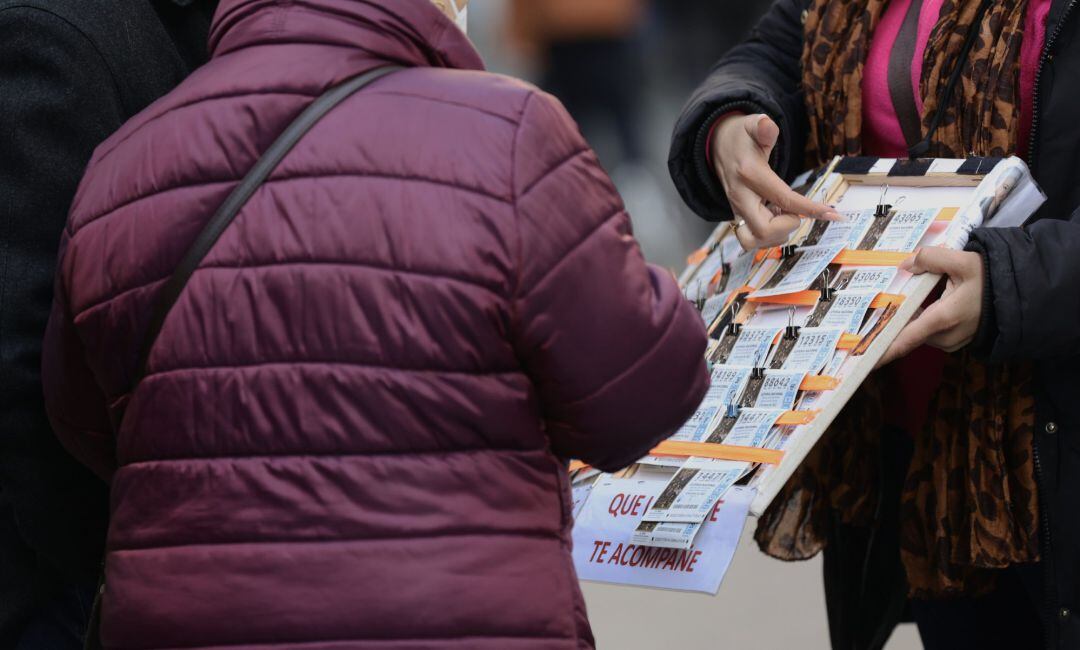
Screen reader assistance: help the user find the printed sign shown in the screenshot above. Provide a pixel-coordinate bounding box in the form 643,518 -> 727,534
573,477 -> 754,594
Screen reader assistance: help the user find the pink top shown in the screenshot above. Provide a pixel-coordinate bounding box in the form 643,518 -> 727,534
862,0 -> 1052,159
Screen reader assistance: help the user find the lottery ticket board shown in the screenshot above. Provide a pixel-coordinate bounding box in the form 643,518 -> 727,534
568,156 -> 1045,593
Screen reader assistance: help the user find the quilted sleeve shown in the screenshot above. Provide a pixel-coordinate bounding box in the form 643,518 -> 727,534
969,209 -> 1080,362
510,91 -> 710,472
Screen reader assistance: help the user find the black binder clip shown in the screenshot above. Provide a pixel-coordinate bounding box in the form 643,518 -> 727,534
784,306 -> 801,340
819,267 -> 836,302
874,185 -> 892,218
751,367 -> 766,380
780,244 -> 798,259
725,404 -> 741,419
729,322 -> 742,336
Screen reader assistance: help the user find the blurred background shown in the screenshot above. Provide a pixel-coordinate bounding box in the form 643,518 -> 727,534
467,0 -> 773,270
465,2 -> 923,647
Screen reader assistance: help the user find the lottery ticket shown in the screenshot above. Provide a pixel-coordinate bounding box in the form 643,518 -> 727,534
641,458 -> 749,523
725,327 -> 782,368
781,327 -> 843,374
670,366 -> 753,442
748,371 -> 805,410
631,520 -> 704,550
835,267 -> 898,292
817,291 -> 877,334
721,408 -> 786,447
750,244 -> 844,299
872,208 -> 938,252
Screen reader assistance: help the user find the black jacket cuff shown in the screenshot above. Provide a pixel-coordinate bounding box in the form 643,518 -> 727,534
689,101 -> 771,221
965,238 -> 997,358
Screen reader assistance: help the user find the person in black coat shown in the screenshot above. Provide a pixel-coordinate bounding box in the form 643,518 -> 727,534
0,1 -> 215,646
669,1 -> 1080,649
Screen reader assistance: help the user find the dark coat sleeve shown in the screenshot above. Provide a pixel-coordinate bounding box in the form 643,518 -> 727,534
969,209 -> 1080,361
512,92 -> 710,473
0,7 -> 122,582
668,0 -> 811,222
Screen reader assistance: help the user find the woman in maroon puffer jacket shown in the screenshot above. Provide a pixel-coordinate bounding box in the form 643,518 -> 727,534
41,0 -> 708,648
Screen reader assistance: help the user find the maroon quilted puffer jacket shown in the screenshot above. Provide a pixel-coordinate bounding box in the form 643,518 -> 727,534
42,1 -> 708,647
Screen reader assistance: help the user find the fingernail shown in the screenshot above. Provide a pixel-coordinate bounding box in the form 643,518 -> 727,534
825,210 -> 846,221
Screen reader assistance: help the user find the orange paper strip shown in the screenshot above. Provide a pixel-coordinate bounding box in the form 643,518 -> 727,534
870,293 -> 905,308
935,207 -> 960,222
746,290 -> 818,306
748,290 -> 905,308
649,440 -> 784,465
831,250 -> 912,266
568,460 -> 589,473
800,375 -> 840,391
686,248 -> 709,266
777,410 -> 818,426
837,333 -> 861,350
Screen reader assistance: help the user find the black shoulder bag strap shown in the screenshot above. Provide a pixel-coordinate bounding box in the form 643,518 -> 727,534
132,64 -> 401,390
85,64 -> 401,650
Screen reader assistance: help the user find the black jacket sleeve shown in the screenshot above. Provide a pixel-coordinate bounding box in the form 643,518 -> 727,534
969,209 -> 1080,362
668,0 -> 811,222
0,7 -> 122,582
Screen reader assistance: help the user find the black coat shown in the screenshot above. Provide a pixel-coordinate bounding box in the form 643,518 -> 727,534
669,1 -> 1080,648
0,0 -> 212,642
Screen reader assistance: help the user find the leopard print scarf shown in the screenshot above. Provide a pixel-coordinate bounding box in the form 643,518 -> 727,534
757,0 -> 1039,597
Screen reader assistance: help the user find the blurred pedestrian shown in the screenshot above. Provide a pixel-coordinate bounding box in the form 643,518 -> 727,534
42,0 -> 709,648
0,1 -> 215,647
508,0 -> 647,167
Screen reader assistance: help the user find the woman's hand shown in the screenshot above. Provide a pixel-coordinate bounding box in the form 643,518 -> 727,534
878,248 -> 985,366
712,113 -> 841,249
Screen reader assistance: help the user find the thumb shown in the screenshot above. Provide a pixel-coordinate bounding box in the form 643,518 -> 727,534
747,114 -> 780,155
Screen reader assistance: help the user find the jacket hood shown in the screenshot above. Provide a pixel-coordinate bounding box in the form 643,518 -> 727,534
208,0 -> 484,71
